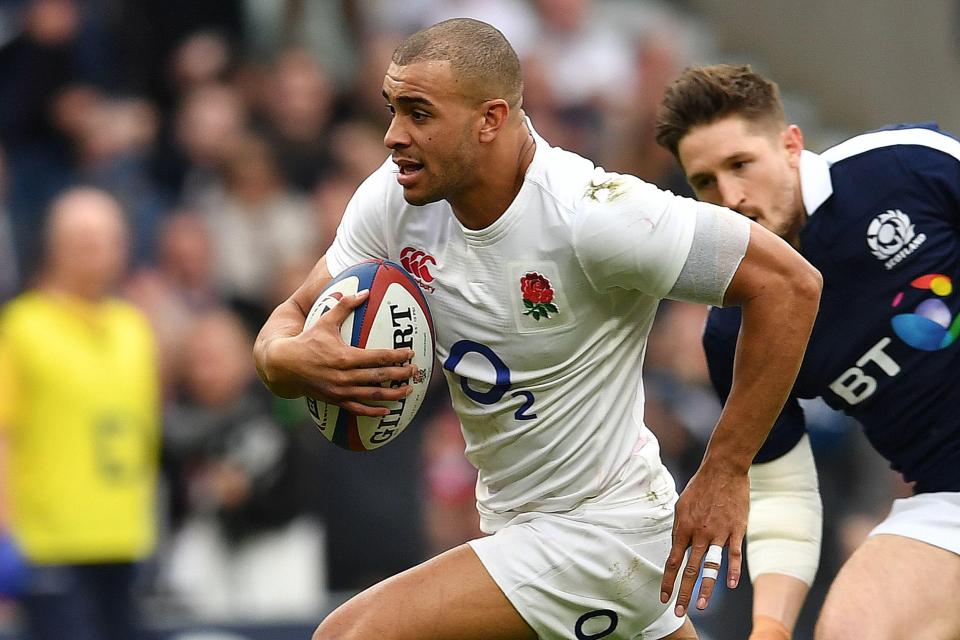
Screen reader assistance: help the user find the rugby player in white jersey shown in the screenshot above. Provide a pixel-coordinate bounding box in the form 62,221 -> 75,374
254,18 -> 821,640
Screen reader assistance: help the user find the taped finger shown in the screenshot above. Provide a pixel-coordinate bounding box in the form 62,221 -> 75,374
704,544 -> 723,567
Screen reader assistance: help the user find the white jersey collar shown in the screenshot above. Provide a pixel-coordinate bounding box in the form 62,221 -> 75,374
799,149 -> 832,216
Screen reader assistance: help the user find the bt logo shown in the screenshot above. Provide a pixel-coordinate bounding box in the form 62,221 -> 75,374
890,273 -> 960,351
829,272 -> 959,405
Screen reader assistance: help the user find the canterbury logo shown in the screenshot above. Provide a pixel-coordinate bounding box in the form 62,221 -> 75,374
400,247 -> 437,283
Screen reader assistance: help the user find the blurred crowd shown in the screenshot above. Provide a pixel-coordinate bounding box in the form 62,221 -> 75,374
0,1 -> 904,639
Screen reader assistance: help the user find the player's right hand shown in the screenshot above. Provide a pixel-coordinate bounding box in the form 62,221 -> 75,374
659,462 -> 749,617
262,290 -> 416,416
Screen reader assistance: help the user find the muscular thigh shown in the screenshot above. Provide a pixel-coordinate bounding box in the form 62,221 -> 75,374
314,544 -> 536,640
817,534 -> 960,640
469,507 -> 689,640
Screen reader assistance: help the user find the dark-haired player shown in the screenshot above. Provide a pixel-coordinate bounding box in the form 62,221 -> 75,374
657,64 -> 960,640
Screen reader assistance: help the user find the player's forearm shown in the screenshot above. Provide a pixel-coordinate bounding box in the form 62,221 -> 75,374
705,246 -> 821,472
747,435 -> 822,637
255,256 -> 334,398
254,298 -> 311,398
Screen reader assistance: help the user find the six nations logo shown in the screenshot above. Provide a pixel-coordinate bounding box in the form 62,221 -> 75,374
867,209 -> 926,270
400,246 -> 437,293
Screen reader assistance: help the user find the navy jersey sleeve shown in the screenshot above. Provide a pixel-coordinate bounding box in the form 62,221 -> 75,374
702,306 -> 806,464
895,127 -> 960,226
856,123 -> 960,225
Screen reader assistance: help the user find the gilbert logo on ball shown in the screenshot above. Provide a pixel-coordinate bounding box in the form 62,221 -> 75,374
303,259 -> 436,451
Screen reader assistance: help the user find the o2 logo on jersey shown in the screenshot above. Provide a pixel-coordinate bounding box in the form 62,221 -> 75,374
867,209 -> 926,270
443,340 -> 537,420
890,273 -> 960,351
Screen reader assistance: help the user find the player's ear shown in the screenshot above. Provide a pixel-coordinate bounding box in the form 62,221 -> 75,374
783,124 -> 804,167
478,99 -> 509,143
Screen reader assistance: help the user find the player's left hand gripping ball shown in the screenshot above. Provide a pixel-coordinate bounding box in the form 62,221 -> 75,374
303,259 -> 436,451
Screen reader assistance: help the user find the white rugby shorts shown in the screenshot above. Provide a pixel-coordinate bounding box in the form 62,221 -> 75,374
469,465 -> 688,640
869,491 -> 960,555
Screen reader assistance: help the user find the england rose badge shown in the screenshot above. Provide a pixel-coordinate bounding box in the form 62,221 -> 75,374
520,272 -> 559,321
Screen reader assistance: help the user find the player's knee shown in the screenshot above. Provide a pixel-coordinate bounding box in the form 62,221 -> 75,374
312,620 -> 337,640
313,606 -> 363,640
815,608 -> 886,640
815,598 -> 853,640
312,622 -> 349,640
814,614 -> 850,640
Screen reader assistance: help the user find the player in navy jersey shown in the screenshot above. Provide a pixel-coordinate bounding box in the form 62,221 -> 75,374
254,21 -> 822,640
656,64 -> 960,640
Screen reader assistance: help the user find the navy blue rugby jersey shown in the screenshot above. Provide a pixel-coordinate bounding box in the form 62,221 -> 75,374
704,123 -> 960,493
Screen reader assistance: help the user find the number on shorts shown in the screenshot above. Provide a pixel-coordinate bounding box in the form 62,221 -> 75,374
574,609 -> 619,639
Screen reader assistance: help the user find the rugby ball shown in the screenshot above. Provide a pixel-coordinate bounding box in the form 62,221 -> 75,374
303,259 -> 435,451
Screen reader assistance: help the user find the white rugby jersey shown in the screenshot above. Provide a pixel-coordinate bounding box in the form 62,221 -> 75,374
326,124 -> 748,531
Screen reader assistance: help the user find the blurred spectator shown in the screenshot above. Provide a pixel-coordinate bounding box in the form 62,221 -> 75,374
362,0 -> 538,58
126,210 -> 219,398
198,132 -> 315,328
327,119 -> 390,185
529,0 -> 634,106
0,147 -> 18,300
522,0 -> 634,157
603,31 -> 694,192
305,119 -> 391,254
167,30 -> 235,100
72,95 -> 168,263
310,173 -> 359,256
296,379 -> 437,592
161,309 -> 323,621
644,301 -> 721,486
114,0 -> 242,110
0,186 -> 159,640
164,83 -> 250,206
242,1 -> 361,89
0,0 -> 83,150
420,404 -> 482,557
151,211 -> 219,312
336,31 -> 403,128
255,47 -> 336,192
0,0 -> 106,280
304,424 -> 426,592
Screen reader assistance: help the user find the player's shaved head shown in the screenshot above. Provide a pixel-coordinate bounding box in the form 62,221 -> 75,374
392,18 -> 523,108
44,186 -> 129,299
